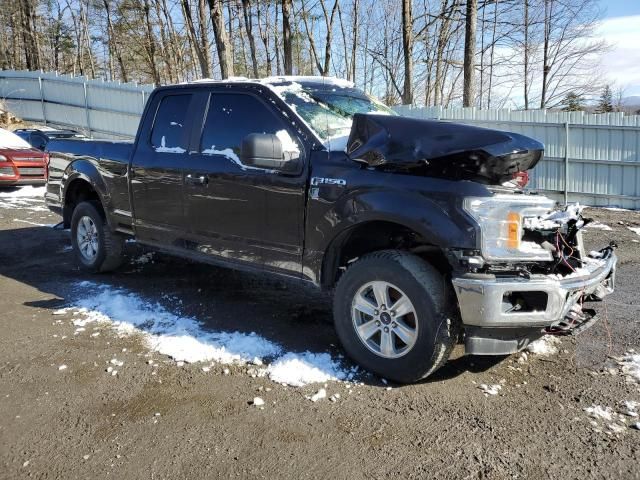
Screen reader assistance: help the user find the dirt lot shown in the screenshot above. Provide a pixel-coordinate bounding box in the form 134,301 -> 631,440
1,188 -> 639,480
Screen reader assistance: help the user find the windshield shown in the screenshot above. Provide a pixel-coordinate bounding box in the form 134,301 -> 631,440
277,85 -> 395,141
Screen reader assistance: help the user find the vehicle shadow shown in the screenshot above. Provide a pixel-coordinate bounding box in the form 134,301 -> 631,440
1,223 -> 507,388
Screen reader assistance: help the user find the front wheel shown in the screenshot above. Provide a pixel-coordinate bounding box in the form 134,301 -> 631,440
333,250 -> 458,383
70,201 -> 124,272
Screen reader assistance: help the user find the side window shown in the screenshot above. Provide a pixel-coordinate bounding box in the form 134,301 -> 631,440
150,94 -> 192,153
33,134 -> 47,150
200,93 -> 300,163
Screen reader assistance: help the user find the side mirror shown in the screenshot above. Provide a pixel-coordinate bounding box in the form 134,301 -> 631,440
240,133 -> 300,172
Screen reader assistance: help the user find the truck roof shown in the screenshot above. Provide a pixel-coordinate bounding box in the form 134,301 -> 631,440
183,75 -> 356,90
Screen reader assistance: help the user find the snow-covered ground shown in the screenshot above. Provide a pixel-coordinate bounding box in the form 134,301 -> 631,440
56,281 -> 357,387
526,335 -> 562,356
0,185 -> 48,212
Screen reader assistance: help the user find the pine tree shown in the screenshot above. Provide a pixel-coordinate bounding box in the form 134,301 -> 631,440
561,92 -> 584,111
596,85 -> 613,113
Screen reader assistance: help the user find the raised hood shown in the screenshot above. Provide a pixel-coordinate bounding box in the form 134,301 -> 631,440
345,113 -> 543,184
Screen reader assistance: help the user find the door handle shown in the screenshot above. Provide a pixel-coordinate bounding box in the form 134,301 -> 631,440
186,174 -> 208,186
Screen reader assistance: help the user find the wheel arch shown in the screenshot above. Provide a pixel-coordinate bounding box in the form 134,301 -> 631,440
62,173 -> 108,228
320,218 -> 452,289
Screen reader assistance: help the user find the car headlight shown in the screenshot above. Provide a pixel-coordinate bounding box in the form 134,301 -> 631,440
463,194 -> 555,261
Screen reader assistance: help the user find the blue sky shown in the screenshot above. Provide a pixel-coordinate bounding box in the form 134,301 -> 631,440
602,0 -> 640,17
598,1 -> 640,96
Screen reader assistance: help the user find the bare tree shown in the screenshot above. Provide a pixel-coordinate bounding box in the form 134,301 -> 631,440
208,0 -> 234,78
282,0 -> 293,75
182,0 -> 210,78
242,0 -> 259,77
401,0 -> 413,104
463,0 -> 477,106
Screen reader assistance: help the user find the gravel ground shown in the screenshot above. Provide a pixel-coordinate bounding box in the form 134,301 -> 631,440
0,190 -> 639,479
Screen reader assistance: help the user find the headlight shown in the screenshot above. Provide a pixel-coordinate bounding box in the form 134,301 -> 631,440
464,194 -> 555,261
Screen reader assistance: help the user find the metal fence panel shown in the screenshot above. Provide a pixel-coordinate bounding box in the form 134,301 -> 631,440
0,70 -> 151,139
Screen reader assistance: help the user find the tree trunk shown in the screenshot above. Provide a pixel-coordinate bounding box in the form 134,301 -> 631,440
182,0 -> 210,78
463,0 -> 477,107
102,0 -> 128,82
257,0 -> 272,75
320,0 -> 339,76
401,0 -> 413,105
18,0 -> 41,70
282,0 -> 293,75
242,0 -> 259,77
487,0 -> 498,108
523,0 -> 529,109
198,0 -> 212,76
540,0 -> 551,108
350,0 -> 359,83
207,0 -> 234,78
142,0 -> 161,84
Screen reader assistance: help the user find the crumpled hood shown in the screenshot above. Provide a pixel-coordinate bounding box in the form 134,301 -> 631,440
346,113 -> 543,184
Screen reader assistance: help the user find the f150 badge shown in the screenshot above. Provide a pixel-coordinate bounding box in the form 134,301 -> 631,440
311,177 -> 346,186
310,177 -> 346,200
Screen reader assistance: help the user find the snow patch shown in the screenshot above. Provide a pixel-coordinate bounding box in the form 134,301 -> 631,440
308,388 -> 327,402
60,283 -> 354,386
262,76 -> 354,89
627,227 -> 640,236
526,335 -> 561,356
478,384 -> 502,396
201,146 -> 273,172
584,222 -> 613,231
267,352 -> 354,387
155,136 -> 186,154
0,185 -> 46,198
584,405 -> 614,421
618,353 -> 640,382
523,204 -> 583,231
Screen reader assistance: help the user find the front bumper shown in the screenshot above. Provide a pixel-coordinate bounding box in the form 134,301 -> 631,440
0,178 -> 46,186
452,250 -> 617,329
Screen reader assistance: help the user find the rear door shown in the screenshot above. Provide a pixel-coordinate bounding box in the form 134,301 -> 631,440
130,90 -> 201,247
183,90 -> 307,275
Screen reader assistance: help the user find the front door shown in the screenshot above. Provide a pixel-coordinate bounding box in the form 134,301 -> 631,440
183,90 -> 307,276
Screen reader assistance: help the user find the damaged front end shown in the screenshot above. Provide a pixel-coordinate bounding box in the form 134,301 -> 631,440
451,196 -> 617,355
346,113 -> 543,184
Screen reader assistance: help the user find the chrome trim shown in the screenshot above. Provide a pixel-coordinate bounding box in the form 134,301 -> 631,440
452,252 -> 617,328
113,208 -> 132,217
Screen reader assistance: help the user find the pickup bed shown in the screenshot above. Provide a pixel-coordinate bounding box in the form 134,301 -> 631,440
45,76 -> 617,383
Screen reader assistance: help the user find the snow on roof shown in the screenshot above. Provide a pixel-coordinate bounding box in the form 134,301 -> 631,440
0,128 -> 32,149
187,75 -> 355,89
260,76 -> 355,88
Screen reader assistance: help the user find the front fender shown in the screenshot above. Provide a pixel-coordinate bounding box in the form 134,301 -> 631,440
303,186 -> 482,285
315,189 -> 478,252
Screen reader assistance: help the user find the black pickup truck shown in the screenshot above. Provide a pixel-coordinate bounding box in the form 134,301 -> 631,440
45,76 -> 617,383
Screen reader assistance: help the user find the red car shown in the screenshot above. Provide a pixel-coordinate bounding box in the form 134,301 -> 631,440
0,128 -> 48,186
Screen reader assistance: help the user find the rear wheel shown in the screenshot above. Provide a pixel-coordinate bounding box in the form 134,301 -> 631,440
333,250 -> 458,383
71,201 -> 123,272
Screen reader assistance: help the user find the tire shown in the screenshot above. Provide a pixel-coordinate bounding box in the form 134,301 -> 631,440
333,250 -> 459,383
70,201 -> 124,273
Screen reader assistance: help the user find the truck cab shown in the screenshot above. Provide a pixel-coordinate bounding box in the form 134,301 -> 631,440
44,77 -> 617,383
